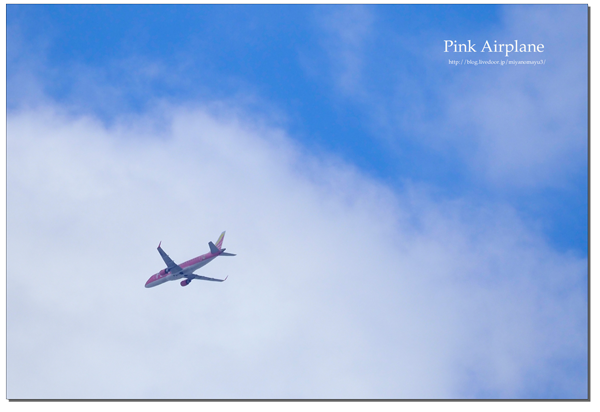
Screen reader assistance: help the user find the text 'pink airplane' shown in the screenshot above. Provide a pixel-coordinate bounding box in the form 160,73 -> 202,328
145,231 -> 235,288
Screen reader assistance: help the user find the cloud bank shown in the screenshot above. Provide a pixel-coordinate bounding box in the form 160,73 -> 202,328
7,101 -> 587,399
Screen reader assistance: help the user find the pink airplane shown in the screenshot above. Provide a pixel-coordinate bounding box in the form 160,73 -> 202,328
145,231 -> 235,288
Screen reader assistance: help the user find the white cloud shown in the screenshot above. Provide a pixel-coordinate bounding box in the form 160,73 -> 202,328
7,102 -> 586,399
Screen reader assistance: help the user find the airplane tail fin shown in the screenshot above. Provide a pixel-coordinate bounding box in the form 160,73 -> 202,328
215,231 -> 226,249
209,231 -> 236,256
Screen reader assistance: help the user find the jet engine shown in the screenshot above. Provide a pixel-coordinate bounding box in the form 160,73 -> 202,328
180,279 -> 192,287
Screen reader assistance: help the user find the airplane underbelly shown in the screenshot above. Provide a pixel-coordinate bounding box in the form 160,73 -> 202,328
147,276 -> 168,288
165,272 -> 185,282
148,272 -> 183,287
147,256 -> 218,287
188,257 -> 215,273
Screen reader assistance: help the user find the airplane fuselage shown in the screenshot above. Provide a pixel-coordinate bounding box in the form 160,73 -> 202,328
145,250 -> 222,288
145,231 -> 234,288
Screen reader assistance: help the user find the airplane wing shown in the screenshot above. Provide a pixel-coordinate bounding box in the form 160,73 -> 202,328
157,242 -> 183,273
189,274 -> 228,282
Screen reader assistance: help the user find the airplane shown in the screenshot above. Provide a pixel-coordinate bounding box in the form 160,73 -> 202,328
145,231 -> 235,288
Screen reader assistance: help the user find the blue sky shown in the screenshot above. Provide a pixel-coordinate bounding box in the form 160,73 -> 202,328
8,4 -> 588,255
7,4 -> 588,399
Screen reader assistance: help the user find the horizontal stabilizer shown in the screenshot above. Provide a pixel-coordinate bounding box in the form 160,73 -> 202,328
208,241 -> 220,254
220,252 -> 236,256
